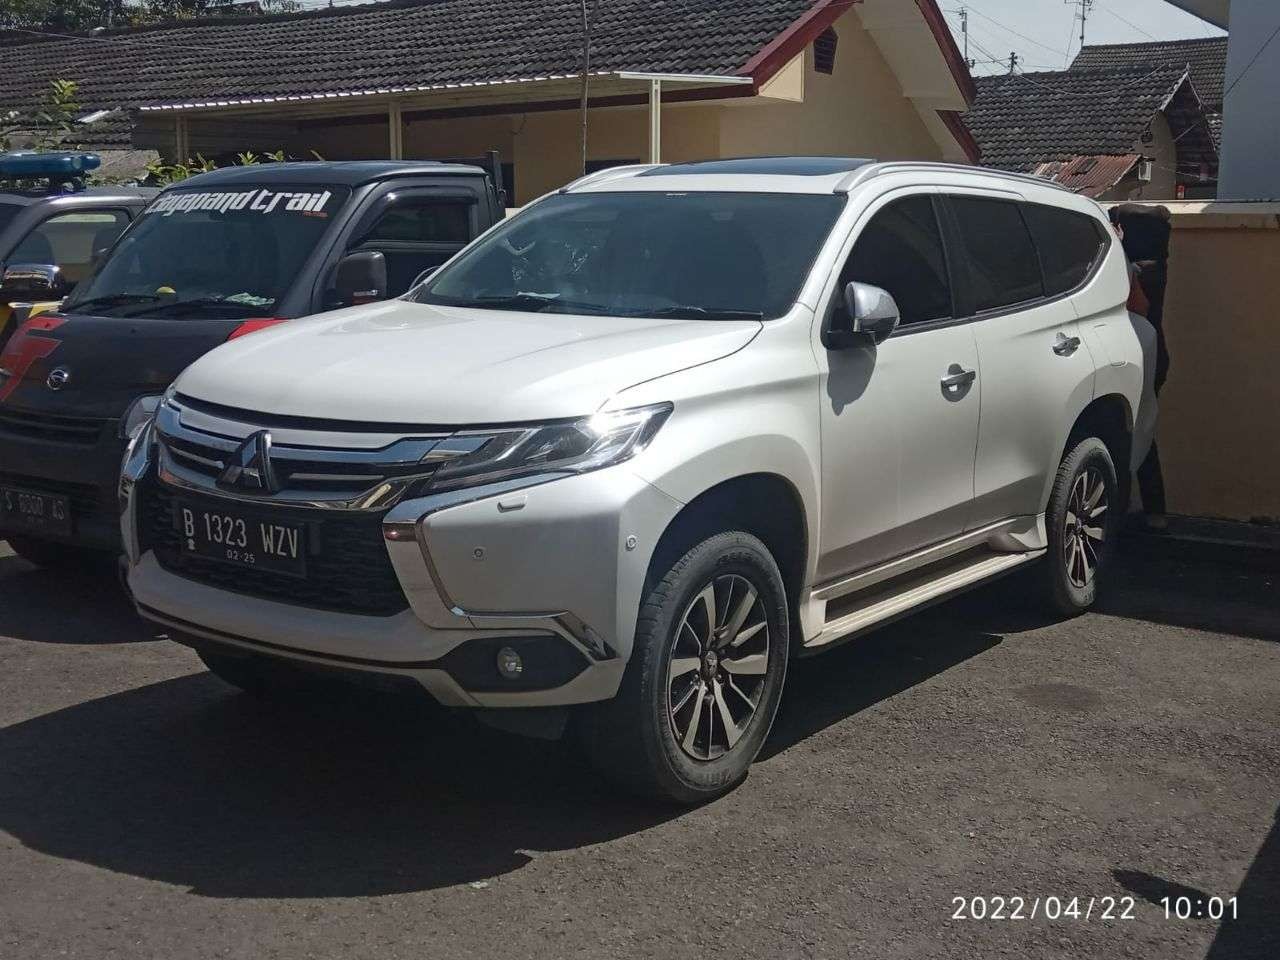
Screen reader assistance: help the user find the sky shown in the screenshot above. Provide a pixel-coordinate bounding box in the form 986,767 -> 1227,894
940,0 -> 1226,75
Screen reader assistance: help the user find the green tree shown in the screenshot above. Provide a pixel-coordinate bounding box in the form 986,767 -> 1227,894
1,79 -> 86,153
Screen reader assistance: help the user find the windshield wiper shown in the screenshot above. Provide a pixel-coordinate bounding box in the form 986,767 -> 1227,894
621,306 -> 765,322
119,297 -> 264,319
64,293 -> 161,313
433,293 -> 564,311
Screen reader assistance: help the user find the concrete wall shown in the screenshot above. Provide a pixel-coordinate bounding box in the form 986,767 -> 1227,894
1149,202 -> 1280,521
1218,0 -> 1280,200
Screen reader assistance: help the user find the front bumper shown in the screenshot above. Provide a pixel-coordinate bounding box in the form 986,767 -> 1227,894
0,406 -> 123,550
122,448 -> 683,708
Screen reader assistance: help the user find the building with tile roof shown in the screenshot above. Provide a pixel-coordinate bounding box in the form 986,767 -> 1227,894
966,65 -> 1218,200
0,0 -> 978,202
1072,36 -> 1227,146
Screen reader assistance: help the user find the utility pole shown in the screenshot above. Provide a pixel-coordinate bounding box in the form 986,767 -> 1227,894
1008,51 -> 1019,74
959,7 -> 973,69
1065,0 -> 1095,54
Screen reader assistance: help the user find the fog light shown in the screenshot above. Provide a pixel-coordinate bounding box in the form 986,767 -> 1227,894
495,647 -> 524,680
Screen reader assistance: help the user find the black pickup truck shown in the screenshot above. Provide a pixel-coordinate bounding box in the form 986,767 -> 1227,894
0,158 -> 506,566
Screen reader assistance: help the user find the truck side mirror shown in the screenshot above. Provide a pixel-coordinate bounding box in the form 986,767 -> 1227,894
0,263 -> 71,301
332,251 -> 388,306
823,281 -> 901,350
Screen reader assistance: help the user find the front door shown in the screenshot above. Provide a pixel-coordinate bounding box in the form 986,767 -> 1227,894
816,193 -> 980,582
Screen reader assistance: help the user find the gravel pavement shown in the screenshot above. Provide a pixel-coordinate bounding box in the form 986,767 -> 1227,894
0,536 -> 1276,959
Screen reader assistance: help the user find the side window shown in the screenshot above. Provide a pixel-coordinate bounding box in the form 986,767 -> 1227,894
839,195 -> 952,326
351,198 -> 474,296
10,210 -> 130,283
948,196 -> 1044,312
1023,204 -> 1108,297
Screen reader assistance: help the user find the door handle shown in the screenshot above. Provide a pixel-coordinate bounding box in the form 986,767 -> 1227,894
1054,333 -> 1082,357
940,366 -> 977,390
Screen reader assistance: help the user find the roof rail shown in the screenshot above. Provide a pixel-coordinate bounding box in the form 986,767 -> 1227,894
560,164 -> 660,193
834,161 -> 1073,195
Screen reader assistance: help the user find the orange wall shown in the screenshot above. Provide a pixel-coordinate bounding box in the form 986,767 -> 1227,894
1155,205 -> 1280,521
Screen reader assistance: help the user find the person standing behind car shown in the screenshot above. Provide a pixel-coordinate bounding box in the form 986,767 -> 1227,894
1110,204 -> 1171,530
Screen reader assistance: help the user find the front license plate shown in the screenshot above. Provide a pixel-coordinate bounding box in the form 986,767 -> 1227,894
0,485 -> 72,537
177,501 -> 307,578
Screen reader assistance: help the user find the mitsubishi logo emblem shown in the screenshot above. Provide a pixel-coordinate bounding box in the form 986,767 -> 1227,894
217,430 -> 278,492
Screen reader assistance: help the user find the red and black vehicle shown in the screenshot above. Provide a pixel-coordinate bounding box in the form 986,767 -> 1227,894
0,158 -> 505,566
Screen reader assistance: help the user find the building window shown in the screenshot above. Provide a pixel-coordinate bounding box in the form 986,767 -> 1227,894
814,27 -> 838,75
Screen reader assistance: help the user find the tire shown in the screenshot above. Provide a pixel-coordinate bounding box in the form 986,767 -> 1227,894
1042,436 -> 1118,617
581,531 -> 790,804
197,648 -> 326,699
5,535 -> 108,571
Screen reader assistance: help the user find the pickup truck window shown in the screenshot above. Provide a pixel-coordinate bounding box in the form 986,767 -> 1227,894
415,191 -> 845,321
63,184 -> 351,319
10,210 -> 130,284
351,197 -> 473,296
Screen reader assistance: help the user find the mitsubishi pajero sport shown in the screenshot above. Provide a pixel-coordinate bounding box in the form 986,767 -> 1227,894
121,158 -> 1153,803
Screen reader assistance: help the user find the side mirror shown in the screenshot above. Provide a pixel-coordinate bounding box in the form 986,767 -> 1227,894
0,263 -> 71,301
332,251 -> 388,306
409,265 -> 439,290
824,281 -> 901,350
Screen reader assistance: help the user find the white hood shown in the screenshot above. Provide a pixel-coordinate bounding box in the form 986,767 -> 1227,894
175,299 -> 760,424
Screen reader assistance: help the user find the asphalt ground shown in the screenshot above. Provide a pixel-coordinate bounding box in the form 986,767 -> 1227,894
0,535 -> 1276,959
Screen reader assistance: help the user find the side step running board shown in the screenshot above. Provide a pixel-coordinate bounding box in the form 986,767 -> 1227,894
806,548 -> 1044,651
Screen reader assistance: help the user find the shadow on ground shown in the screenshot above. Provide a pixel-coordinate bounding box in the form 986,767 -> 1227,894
1099,537 -> 1280,643
0,605 -> 1006,899
0,551 -> 154,645
1205,804 -> 1280,960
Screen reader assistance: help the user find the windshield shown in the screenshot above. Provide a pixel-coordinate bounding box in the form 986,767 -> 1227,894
413,191 -> 845,320
63,184 -> 351,319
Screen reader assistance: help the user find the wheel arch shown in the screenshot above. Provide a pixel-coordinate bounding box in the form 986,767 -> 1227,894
1065,393 -> 1133,470
1063,393 -> 1133,511
644,473 -> 809,639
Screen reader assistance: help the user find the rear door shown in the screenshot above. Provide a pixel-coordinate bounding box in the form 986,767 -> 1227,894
941,194 -> 1098,528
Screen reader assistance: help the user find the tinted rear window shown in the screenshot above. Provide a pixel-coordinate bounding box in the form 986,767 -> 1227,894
949,196 -> 1044,312
1024,204 -> 1108,297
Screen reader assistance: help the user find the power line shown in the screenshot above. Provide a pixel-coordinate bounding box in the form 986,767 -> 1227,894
1222,22 -> 1280,100
1097,3 -> 1156,42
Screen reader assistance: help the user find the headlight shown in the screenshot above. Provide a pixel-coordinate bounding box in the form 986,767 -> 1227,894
119,393 -> 162,440
429,402 -> 672,492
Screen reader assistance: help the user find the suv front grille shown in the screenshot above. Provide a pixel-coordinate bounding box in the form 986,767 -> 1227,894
140,481 -> 410,617
0,407 -> 107,445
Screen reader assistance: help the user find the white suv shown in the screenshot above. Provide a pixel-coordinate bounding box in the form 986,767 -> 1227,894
122,158 -> 1152,803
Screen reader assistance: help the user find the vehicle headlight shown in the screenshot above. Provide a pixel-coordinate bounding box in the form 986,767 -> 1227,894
119,393 -> 163,440
429,402 -> 672,492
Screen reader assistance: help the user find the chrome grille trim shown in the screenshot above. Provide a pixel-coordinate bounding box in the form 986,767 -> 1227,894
154,399 -> 457,511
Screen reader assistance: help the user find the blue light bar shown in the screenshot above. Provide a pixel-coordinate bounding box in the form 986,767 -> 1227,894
0,152 -> 102,178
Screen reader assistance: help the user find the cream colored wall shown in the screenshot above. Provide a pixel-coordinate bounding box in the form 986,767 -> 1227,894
512,104 -> 723,203
1153,207 -> 1280,521
1127,113 -> 1177,201
717,9 -> 941,162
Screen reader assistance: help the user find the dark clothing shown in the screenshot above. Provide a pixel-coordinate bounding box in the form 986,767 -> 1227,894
1115,207 -> 1173,514
1134,260 -> 1170,392
1137,442 -> 1167,516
